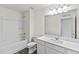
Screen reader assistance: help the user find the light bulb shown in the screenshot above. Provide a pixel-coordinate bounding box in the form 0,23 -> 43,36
53,9 -> 57,14
48,10 -> 54,15
63,6 -> 68,12
57,7 -> 63,13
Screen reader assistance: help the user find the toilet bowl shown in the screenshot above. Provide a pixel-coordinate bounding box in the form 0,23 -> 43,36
27,42 -> 37,54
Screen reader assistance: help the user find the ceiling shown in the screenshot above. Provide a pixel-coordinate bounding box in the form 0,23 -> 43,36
0,4 -> 52,12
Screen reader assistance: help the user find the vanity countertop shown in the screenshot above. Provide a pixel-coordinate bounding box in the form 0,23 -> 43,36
37,35 -> 79,52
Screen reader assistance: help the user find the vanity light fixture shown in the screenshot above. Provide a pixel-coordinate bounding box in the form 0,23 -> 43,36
47,4 -> 70,15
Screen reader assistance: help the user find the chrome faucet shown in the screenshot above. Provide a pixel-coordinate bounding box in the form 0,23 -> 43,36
55,37 -> 59,40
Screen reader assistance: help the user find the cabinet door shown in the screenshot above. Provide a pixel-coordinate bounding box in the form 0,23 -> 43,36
66,49 -> 79,54
45,42 -> 66,53
46,47 -> 62,54
37,43 -> 45,54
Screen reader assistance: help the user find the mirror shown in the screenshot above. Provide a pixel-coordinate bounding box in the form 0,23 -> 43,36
45,10 -> 77,39
45,15 -> 61,36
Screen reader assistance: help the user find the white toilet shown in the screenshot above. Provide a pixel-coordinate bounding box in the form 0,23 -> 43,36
27,37 -> 37,54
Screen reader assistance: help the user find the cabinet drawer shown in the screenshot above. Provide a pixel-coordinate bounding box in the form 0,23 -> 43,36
46,47 -> 62,54
45,42 -> 66,53
37,39 -> 45,45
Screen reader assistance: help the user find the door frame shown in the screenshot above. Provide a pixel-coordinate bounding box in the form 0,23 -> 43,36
61,18 -> 73,38
60,10 -> 77,38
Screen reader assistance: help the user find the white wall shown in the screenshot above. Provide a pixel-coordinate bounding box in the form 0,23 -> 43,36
23,8 -> 46,42
0,6 -> 22,43
23,10 -> 30,42
33,9 -> 45,36
29,9 -> 34,41
0,7 -> 21,20
23,9 -> 35,42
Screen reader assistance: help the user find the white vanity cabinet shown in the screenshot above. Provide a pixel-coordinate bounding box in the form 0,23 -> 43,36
37,39 -> 65,54
37,43 -> 45,54
45,42 -> 66,54
37,39 -> 45,54
45,47 -> 62,54
36,39 -> 79,54
66,49 -> 79,54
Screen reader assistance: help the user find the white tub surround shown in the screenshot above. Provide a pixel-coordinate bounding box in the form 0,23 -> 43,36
0,6 -> 28,54
36,35 -> 79,54
0,40 -> 27,54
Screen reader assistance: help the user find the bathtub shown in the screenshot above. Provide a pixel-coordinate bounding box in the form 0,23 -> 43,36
0,40 -> 27,54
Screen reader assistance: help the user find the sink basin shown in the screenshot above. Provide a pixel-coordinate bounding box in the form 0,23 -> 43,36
55,40 -> 63,44
50,38 -> 63,44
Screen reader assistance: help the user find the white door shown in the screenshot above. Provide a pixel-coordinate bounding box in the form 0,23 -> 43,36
61,19 -> 73,38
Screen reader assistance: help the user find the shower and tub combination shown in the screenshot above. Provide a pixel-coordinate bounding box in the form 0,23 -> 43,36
0,17 -> 28,54
0,16 -> 36,54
